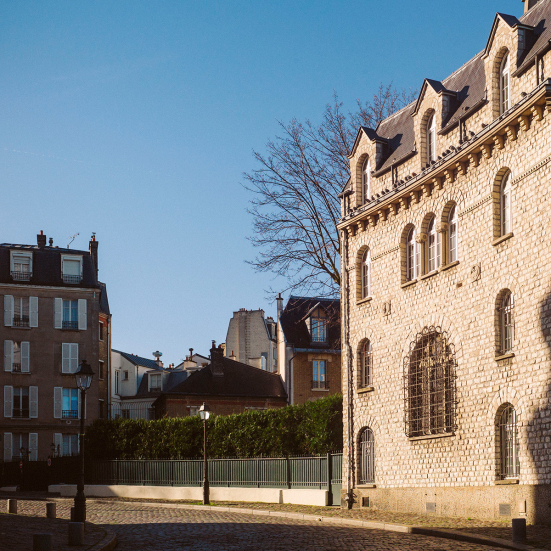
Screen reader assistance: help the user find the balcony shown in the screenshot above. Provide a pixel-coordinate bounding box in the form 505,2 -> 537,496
13,316 -> 30,328
62,274 -> 82,284
12,363 -> 22,373
62,320 -> 78,330
312,379 -> 328,390
12,409 -> 29,418
11,270 -> 32,282
62,410 -> 78,419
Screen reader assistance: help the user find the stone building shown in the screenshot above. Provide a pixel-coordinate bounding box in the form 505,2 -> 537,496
338,0 -> 551,524
277,296 -> 341,405
1,232 -> 108,460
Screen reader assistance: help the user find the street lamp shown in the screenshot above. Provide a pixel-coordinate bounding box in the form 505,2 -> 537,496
73,359 -> 94,523
198,402 -> 211,505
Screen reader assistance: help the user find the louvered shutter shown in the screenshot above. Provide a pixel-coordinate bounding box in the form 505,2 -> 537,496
4,295 -> 13,327
78,299 -> 87,330
3,433 -> 12,462
21,342 -> 30,373
54,298 -> 62,329
4,386 -> 13,418
53,387 -> 62,419
54,433 -> 62,458
77,390 -> 81,420
4,341 -> 13,372
29,386 -> 38,418
29,297 -> 38,327
62,344 -> 70,373
71,344 -> 78,373
29,433 -> 38,461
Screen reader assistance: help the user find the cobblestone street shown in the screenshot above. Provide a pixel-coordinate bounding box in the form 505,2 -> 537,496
0,498 -> 514,551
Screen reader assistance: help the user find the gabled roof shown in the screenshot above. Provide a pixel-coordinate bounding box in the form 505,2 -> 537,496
348,126 -> 386,159
113,350 -> 165,371
484,13 -> 525,57
412,79 -> 456,116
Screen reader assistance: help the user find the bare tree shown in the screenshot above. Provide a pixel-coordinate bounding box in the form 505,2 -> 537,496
245,84 -> 417,298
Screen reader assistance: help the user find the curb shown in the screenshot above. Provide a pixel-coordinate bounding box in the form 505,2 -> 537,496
89,527 -> 117,551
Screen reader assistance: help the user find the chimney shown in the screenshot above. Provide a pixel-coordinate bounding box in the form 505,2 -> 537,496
49,237 -> 53,247
189,348 -> 194,360
37,231 -> 46,248
524,0 -> 541,13
229,350 -> 237,361
210,341 -> 224,377
89,233 -> 98,278
152,351 -> 163,367
276,293 -> 284,320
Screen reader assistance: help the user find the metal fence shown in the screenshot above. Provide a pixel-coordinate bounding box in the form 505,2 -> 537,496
109,403 -> 156,420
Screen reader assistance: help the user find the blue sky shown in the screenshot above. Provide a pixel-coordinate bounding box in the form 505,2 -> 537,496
0,0 -> 521,364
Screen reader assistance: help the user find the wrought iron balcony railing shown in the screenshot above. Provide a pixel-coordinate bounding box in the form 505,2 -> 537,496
12,363 -> 22,372
62,320 -> 78,330
312,379 -> 328,390
13,316 -> 30,328
62,410 -> 78,419
62,274 -> 81,284
12,409 -> 30,418
11,270 -> 32,281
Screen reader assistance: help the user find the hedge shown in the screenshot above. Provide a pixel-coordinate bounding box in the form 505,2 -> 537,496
85,394 -> 343,459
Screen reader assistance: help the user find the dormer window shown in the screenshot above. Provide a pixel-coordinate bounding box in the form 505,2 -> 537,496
61,255 -> 82,284
308,307 -> 327,343
11,251 -> 32,281
362,158 -> 371,204
149,373 -> 162,391
500,54 -> 510,115
427,115 -> 436,164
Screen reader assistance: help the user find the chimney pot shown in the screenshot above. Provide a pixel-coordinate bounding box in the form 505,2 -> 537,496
49,238 -> 53,247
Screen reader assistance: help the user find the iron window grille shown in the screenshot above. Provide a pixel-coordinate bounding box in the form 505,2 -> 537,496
360,340 -> 373,388
12,363 -> 22,372
499,405 -> 520,479
63,274 -> 82,284
359,428 -> 375,484
62,320 -> 78,330
12,408 -> 30,418
11,270 -> 32,281
403,326 -> 457,438
500,293 -> 514,354
62,410 -> 78,419
312,379 -> 328,390
13,315 -> 30,328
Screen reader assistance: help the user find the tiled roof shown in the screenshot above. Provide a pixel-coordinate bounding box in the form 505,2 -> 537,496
279,296 -> 341,350
113,350 -> 165,371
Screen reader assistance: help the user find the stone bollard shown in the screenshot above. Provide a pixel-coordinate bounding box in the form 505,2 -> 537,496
512,518 -> 527,542
7,499 -> 17,514
46,502 -> 56,519
68,522 -> 84,546
70,506 -> 75,522
33,533 -> 53,551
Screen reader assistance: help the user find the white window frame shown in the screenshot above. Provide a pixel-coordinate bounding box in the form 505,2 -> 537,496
149,373 -> 162,391
427,114 -> 436,164
448,206 -> 458,263
10,251 -> 32,281
362,158 -> 371,204
61,254 -> 83,285
312,360 -> 326,389
361,249 -> 371,299
360,340 -> 372,388
406,227 -> 420,281
500,54 -> 510,115
501,172 -> 512,236
427,216 -> 441,273
501,292 -> 514,354
62,343 -> 79,374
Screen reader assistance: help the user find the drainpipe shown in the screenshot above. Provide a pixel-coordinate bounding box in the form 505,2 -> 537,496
287,345 -> 297,405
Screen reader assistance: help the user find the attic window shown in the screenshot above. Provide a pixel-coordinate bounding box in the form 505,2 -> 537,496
362,158 -> 371,204
500,54 -> 510,115
11,251 -> 32,281
61,255 -> 83,284
308,307 -> 328,343
427,115 -> 436,164
149,373 -> 162,391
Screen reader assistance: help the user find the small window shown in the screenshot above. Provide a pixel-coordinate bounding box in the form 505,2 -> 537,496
61,255 -> 82,284
123,371 -> 129,381
501,172 -> 512,236
362,158 -> 371,204
309,308 -> 328,343
359,428 -> 375,484
361,249 -> 371,299
500,292 -> 514,354
12,387 -> 30,418
359,340 -> 372,388
189,405 -> 200,417
499,405 -> 519,479
98,360 -> 104,380
406,227 -> 420,281
427,216 -> 441,273
312,360 -> 326,389
10,252 -> 32,281
427,115 -> 436,164
99,321 -> 104,341
448,206 -> 458,263
500,54 -> 510,115
149,373 -> 161,391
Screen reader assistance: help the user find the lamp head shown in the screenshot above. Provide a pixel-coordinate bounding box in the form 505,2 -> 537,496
198,402 -> 210,420
75,359 -> 94,391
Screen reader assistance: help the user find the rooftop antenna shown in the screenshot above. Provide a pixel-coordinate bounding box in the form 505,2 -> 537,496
67,232 -> 80,248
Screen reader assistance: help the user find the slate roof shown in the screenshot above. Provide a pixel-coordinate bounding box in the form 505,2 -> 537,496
0,244 -> 99,288
98,282 -> 110,315
113,350 -> 165,371
279,296 -> 341,350
161,358 -> 287,399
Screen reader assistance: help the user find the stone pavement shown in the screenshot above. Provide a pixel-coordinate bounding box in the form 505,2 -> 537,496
0,497 -> 529,551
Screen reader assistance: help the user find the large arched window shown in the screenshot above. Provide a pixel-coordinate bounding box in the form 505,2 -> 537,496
427,114 -> 436,164
361,249 -> 371,299
448,206 -> 458,263
359,428 -> 375,484
500,54 -> 510,115
427,216 -> 440,273
359,340 -> 372,388
500,291 -> 514,354
404,327 -> 457,437
362,158 -> 371,204
499,405 -> 519,479
406,227 -> 420,281
501,172 -> 512,236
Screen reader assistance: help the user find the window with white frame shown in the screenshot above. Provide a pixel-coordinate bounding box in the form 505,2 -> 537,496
312,360 -> 326,389
4,341 -> 30,373
500,291 -> 514,354
10,433 -> 38,461
362,158 -> 371,204
427,216 -> 441,273
54,298 -> 87,330
10,251 -> 32,281
13,387 -> 30,418
189,405 -> 200,416
501,172 -> 512,236
406,227 -> 420,281
61,255 -> 82,284
62,300 -> 78,330
359,427 -> 375,484
62,434 -> 79,457
149,373 -> 161,391
61,343 -> 79,373
359,340 -> 372,388
500,54 -> 510,115
4,296 -> 38,328
309,308 -> 328,343
62,388 -> 79,419
4,386 -> 37,419
427,114 -> 436,164
499,404 -> 519,479
361,249 -> 371,300
448,206 -> 458,263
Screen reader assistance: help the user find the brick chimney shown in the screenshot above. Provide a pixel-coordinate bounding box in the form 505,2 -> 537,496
276,293 -> 284,320
89,233 -> 98,277
210,341 -> 224,377
524,0 -> 541,13
37,231 -> 46,248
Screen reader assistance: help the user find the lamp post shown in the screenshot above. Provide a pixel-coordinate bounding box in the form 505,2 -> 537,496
73,359 -> 94,523
198,402 -> 210,505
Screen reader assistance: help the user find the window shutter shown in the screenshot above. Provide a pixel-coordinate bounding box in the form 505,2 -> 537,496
54,433 -> 62,457
54,298 -> 62,329
21,342 -> 30,372
53,387 -> 62,419
3,433 -> 12,462
29,433 -> 38,461
4,386 -> 13,418
29,386 -> 38,418
62,344 -> 70,373
78,299 -> 87,330
4,295 -> 13,327
4,340 -> 13,372
29,297 -> 38,328
71,343 -> 78,373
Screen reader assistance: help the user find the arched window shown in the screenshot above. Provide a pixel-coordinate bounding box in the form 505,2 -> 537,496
359,340 -> 372,388
427,114 -> 436,164
362,158 -> 371,204
427,216 -> 440,273
500,54 -> 510,115
361,249 -> 371,299
501,172 -> 512,235
359,428 -> 375,484
404,327 -> 457,437
500,291 -> 514,354
499,405 -> 519,479
406,227 -> 420,281
448,206 -> 458,263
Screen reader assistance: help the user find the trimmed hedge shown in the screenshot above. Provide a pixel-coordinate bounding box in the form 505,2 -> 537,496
85,394 -> 343,459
